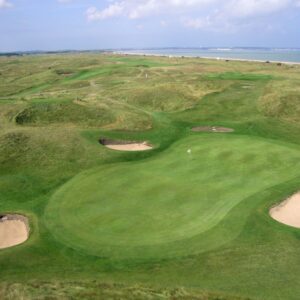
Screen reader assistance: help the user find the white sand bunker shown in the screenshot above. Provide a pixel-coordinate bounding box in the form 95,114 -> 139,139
192,126 -> 234,133
99,138 -> 153,152
270,192 -> 300,228
0,214 -> 29,249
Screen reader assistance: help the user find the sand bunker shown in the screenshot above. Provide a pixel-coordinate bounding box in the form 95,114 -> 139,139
192,126 -> 234,133
270,192 -> 300,228
99,138 -> 153,151
0,214 -> 29,249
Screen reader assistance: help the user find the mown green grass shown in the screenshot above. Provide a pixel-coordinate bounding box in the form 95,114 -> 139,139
45,134 -> 300,260
0,53 -> 300,300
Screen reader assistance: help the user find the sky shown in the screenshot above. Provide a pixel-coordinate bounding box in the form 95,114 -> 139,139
1,0 -> 300,52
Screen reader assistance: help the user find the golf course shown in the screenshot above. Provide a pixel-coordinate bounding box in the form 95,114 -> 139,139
1,53 -> 300,299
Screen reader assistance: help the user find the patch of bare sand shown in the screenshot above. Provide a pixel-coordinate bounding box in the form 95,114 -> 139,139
100,138 -> 153,151
0,215 -> 29,249
192,126 -> 234,133
270,192 -> 300,228
105,143 -> 153,151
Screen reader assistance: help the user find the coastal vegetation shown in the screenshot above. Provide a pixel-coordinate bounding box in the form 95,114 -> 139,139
1,53 -> 300,300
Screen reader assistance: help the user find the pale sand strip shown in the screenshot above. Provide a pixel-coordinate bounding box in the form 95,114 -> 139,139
270,192 -> 300,228
105,143 -> 153,151
0,215 -> 29,249
114,51 -> 300,66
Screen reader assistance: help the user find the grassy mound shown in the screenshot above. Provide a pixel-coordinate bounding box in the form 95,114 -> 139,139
124,85 -> 198,112
15,102 -> 115,126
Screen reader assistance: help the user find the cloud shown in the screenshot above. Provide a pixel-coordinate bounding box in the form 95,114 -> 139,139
183,0 -> 300,31
182,14 -> 235,32
86,0 -> 216,21
160,20 -> 167,27
0,0 -> 12,8
182,16 -> 212,29
225,0 -> 291,18
136,24 -> 144,30
86,0 -> 300,32
86,3 -> 124,21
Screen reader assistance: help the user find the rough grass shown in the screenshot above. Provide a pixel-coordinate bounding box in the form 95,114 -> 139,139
258,80 -> 300,124
0,281 -> 252,300
15,102 -> 115,127
1,53 -> 300,300
204,72 -> 273,81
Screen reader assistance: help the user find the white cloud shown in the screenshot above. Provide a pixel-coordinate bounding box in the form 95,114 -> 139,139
86,3 -> 124,21
182,16 -> 212,29
182,15 -> 235,32
86,0 -> 216,21
0,0 -> 12,8
183,0 -> 300,31
160,20 -> 167,27
226,0 -> 291,18
136,24 -> 144,30
86,0 -> 300,32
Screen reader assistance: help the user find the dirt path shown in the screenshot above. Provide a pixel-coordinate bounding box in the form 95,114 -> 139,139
270,192 -> 300,228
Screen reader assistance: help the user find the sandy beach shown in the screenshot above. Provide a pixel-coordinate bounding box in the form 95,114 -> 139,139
114,51 -> 300,66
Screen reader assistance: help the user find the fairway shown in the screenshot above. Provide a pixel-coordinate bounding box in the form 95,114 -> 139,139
45,134 -> 300,259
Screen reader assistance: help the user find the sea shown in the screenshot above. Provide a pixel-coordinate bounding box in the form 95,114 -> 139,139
118,48 -> 300,64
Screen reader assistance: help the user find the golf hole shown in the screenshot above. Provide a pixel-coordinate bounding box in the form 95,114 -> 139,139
192,126 -> 234,133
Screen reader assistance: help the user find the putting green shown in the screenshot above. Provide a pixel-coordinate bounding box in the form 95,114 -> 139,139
45,134 -> 300,260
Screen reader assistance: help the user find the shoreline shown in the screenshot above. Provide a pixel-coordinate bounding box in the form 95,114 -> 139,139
113,51 -> 300,66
